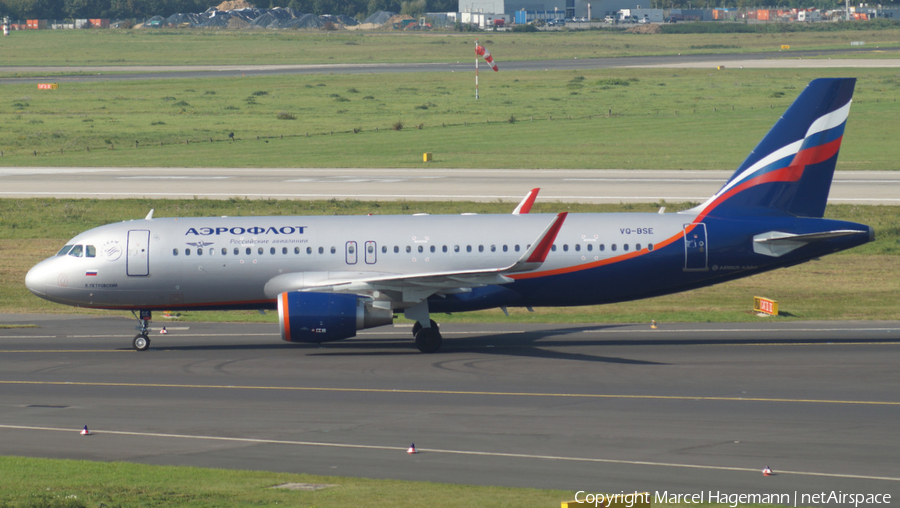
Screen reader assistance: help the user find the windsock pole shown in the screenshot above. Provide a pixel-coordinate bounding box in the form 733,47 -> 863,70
475,39 -> 479,100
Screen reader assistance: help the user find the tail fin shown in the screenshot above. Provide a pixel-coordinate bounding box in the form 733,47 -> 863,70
692,78 -> 855,219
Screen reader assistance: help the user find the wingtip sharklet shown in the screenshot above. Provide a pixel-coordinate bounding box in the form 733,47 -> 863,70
525,212 -> 568,264
512,188 -> 540,215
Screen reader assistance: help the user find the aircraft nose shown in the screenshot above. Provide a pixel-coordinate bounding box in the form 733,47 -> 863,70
25,262 -> 49,297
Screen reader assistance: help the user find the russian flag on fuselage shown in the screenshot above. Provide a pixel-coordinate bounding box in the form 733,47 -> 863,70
694,78 -> 855,219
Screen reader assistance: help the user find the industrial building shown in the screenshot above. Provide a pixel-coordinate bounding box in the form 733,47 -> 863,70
459,0 -> 641,23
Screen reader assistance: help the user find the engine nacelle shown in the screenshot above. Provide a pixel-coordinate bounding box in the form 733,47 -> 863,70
277,292 -> 393,343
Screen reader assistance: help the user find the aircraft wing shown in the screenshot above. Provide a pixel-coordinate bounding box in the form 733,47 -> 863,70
264,212 -> 567,303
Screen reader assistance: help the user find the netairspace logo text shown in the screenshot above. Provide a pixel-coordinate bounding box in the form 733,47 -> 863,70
653,490 -> 891,508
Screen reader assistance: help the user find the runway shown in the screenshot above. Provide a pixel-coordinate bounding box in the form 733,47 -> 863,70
1,48 -> 899,84
2,168 -> 899,205
1,314 -> 899,499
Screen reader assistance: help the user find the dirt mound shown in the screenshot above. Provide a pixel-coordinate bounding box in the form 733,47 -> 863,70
385,14 -> 414,25
627,23 -> 661,34
217,0 -> 254,11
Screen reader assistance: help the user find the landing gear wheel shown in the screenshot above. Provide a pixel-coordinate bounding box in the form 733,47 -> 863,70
414,327 -> 442,354
412,319 -> 438,337
133,334 -> 150,351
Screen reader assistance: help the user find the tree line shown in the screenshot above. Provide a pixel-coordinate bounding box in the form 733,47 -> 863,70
1,0 -> 894,25
0,0 -> 456,22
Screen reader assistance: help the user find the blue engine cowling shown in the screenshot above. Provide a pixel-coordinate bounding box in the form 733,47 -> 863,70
277,292 -> 393,343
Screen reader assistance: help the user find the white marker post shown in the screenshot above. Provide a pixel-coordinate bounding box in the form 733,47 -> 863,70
475,39 -> 479,100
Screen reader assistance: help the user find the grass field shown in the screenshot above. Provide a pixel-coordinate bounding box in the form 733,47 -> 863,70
0,28 -> 898,68
1,67 -> 899,168
4,199 -> 898,323
0,456 -> 575,508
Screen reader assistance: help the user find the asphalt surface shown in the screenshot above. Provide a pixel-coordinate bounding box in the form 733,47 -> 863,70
1,315 -> 899,502
2,168 -> 899,205
1,47 -> 899,84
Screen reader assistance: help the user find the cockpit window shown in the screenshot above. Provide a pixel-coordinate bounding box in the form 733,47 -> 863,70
85,245 -> 96,258
68,245 -> 84,257
56,245 -> 74,256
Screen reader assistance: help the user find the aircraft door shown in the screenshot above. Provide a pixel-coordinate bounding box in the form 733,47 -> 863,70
365,241 -> 377,264
683,223 -> 708,271
127,229 -> 151,276
345,241 -> 358,265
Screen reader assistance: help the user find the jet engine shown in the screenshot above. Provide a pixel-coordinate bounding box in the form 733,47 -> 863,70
277,292 -> 393,343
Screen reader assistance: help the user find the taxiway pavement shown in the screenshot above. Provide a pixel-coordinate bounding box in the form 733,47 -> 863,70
1,315 -> 899,499
2,168 -> 899,205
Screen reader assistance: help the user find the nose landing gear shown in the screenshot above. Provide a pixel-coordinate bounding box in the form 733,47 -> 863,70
131,310 -> 152,351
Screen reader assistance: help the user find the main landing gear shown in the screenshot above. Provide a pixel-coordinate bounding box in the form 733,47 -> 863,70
412,319 -> 441,354
405,301 -> 443,353
131,310 -> 151,351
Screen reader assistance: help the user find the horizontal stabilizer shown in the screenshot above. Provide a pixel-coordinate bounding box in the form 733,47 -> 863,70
753,229 -> 866,257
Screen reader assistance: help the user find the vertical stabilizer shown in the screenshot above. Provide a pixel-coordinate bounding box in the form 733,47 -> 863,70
691,78 -> 855,219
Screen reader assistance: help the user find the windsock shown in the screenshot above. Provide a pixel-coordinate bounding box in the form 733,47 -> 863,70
475,45 -> 499,72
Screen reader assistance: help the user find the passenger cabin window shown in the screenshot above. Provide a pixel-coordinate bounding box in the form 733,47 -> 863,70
246,248 -> 252,255
234,248 -> 239,255
186,249 -> 191,256
270,247 -> 276,255
198,248 -> 203,255
222,248 -> 227,255
173,249 -> 179,256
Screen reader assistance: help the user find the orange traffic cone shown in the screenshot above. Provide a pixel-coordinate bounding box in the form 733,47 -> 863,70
407,443 -> 418,454
763,466 -> 773,476
160,327 -> 168,334
80,425 -> 90,435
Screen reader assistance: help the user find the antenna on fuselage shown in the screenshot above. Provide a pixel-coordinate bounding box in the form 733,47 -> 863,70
145,209 -> 155,220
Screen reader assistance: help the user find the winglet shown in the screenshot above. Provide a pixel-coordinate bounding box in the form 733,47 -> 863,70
504,212 -> 568,273
512,188 -> 540,215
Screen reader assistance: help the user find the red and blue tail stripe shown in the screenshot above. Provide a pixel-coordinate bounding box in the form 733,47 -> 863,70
691,78 -> 855,219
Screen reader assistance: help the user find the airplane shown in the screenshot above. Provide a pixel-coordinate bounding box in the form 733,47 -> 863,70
25,78 -> 873,353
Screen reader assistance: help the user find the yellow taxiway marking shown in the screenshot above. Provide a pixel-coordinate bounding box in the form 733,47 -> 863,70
1,380 -> 897,406
1,424 -> 898,483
